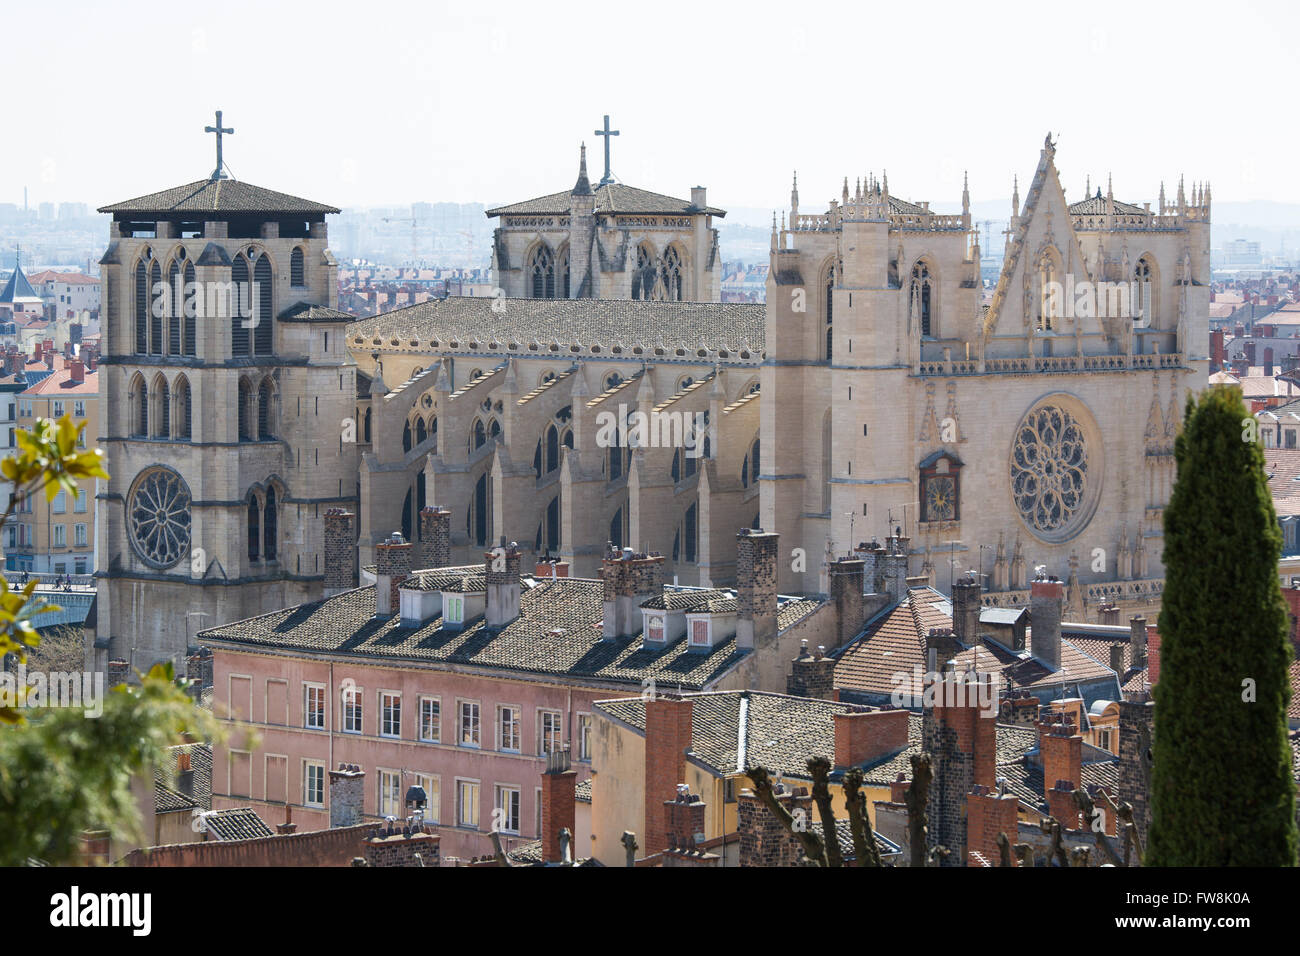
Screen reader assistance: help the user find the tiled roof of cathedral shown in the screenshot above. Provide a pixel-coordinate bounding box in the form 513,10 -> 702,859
1067,191 -> 1146,217
278,302 -> 354,323
197,577 -> 752,691
486,182 -> 725,218
98,179 -> 339,215
347,296 -> 766,355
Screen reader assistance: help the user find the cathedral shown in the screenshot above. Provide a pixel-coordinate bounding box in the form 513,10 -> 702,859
762,135 -> 1209,618
90,122 -> 1207,671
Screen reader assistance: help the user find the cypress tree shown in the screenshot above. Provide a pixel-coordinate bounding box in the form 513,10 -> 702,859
1147,385 -> 1297,866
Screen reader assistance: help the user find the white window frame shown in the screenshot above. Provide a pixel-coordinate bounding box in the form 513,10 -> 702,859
458,698 -> 481,748
380,690 -> 402,738
52,524 -> 66,548
303,682 -> 326,730
414,772 -> 440,825
494,784 -> 521,835
647,613 -> 664,643
419,696 -> 441,743
304,760 -> 325,807
74,523 -> 88,547
577,712 -> 592,762
341,685 -> 363,734
445,594 -> 464,624
497,704 -> 521,753
537,708 -> 562,756
456,777 -> 480,829
379,769 -> 402,818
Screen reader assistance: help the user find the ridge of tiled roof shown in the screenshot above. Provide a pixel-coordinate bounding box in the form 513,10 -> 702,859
278,302 -> 354,323
198,578 -> 749,691
153,780 -> 196,814
1067,193 -> 1147,217
487,181 -> 725,218
98,179 -> 339,215
639,588 -> 732,612
347,296 -> 765,357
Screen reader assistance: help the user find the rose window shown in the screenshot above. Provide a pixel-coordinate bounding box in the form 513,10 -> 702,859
1011,405 -> 1090,539
128,467 -> 192,569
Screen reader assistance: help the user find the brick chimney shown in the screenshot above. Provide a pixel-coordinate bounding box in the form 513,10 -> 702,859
881,532 -> 911,604
737,784 -> 813,867
965,784 -> 1019,866
644,694 -> 693,856
736,528 -> 779,649
1265,346 -> 1275,377
277,805 -> 297,835
828,556 -> 865,648
602,546 -> 664,640
833,707 -> 909,768
786,640 -> 835,699
1046,778 -> 1081,831
68,358 -> 85,384
921,670 -> 997,864
419,505 -> 451,569
329,764 -> 365,827
1037,711 -> 1082,794
484,537 -> 522,629
1030,576 -> 1064,671
323,509 -> 357,596
1109,642 -> 1125,676
534,559 -> 570,579
1129,615 -> 1147,669
375,532 -> 413,616
1097,602 -> 1120,625
951,574 -> 981,644
1146,625 -> 1160,685
540,748 -> 576,864
665,784 -> 705,851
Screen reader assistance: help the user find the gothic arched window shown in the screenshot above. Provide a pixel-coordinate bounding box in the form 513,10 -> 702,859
247,494 -> 261,562
182,261 -> 197,356
254,254 -> 273,355
231,257 -> 251,356
823,261 -> 835,360
415,417 -> 427,446
154,375 -> 170,440
911,261 -> 934,337
428,416 -> 438,452
290,247 -> 305,287
263,486 -> 278,561
166,258 -> 181,356
363,407 -> 372,443
632,243 -> 655,300
149,260 -> 164,356
403,420 -> 412,453
130,373 -> 148,437
529,245 -> 555,299
661,245 -> 683,301
134,256 -> 149,355
258,378 -> 274,438
472,419 -> 487,451
1036,250 -> 1060,331
237,377 -> 253,442
488,418 -> 501,441
557,245 -> 570,299
545,424 -> 559,473
1135,256 -> 1156,326
174,375 -> 192,440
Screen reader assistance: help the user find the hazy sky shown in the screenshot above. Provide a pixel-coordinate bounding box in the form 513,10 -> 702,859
5,0 -> 1297,215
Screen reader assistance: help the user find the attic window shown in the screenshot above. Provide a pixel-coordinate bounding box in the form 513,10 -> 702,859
444,595 -> 464,624
647,614 -> 665,643
689,618 -> 711,647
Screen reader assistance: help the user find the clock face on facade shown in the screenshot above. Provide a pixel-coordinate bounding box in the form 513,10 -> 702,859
925,475 -> 957,522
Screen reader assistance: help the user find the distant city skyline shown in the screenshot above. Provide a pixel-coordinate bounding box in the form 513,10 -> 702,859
4,0 -> 1298,213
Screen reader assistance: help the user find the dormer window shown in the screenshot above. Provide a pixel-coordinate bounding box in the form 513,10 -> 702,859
689,617 -> 711,648
444,595 -> 464,624
647,614 -> 665,644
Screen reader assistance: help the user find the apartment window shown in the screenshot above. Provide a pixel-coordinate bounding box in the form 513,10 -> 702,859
414,773 -> 440,824
52,490 -> 66,514
457,779 -> 480,828
304,683 -> 325,729
379,770 -> 402,818
577,714 -> 592,762
690,619 -> 711,647
74,400 -> 85,418
538,709 -> 562,755
494,785 -> 521,834
304,762 -> 325,807
1097,728 -> 1114,751
52,525 -> 66,548
74,524 -> 87,547
458,700 -> 481,748
74,489 -> 87,513
497,705 -> 520,752
647,614 -> 664,643
52,401 -> 64,418
419,697 -> 441,742
342,687 -> 363,733
445,594 -> 464,624
380,692 -> 402,738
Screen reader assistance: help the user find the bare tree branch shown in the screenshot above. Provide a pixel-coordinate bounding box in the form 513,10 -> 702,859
746,764 -> 828,867
905,753 -> 933,868
808,757 -> 843,868
842,766 -> 883,868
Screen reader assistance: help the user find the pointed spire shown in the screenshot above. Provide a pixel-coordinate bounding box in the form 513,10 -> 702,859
961,170 -> 970,217
881,170 -> 889,196
771,212 -> 778,252
842,176 -> 849,204
1159,180 -> 1166,215
1085,174 -> 1091,197
790,171 -> 799,216
1011,175 -> 1020,220
572,142 -> 593,196
1204,180 -> 1211,208
855,177 -> 861,201
779,212 -> 787,251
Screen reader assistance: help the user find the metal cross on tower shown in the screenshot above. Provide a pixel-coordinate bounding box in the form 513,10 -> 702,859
204,110 -> 234,181
594,114 -> 619,186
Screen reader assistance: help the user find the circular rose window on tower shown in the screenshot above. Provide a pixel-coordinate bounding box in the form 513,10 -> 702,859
128,466 -> 193,569
1009,398 -> 1102,543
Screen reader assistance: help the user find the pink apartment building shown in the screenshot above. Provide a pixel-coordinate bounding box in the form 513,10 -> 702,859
201,522 -> 829,860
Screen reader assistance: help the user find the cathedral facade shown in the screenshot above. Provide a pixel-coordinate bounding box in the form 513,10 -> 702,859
92,178 -> 359,671
762,137 -> 1209,618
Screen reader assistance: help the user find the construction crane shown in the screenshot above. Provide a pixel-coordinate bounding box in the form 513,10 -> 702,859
382,216 -> 421,266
